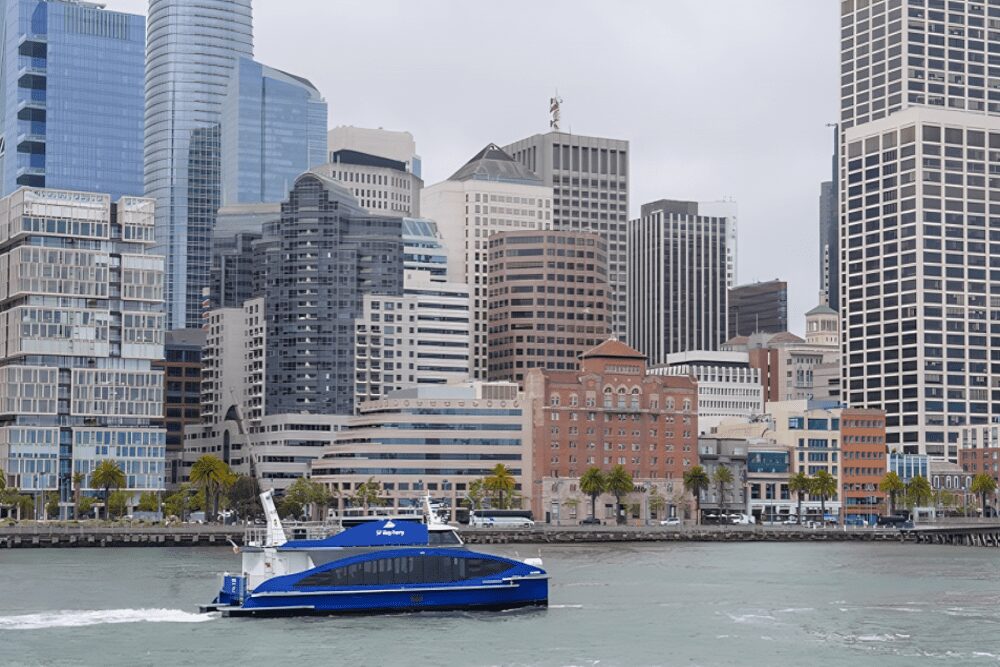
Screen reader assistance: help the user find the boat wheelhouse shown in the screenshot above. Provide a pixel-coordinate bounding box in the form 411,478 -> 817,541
201,491 -> 548,617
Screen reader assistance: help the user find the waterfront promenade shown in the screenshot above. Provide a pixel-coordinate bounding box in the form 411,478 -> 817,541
5,519 -> 1000,549
0,522 -> 942,548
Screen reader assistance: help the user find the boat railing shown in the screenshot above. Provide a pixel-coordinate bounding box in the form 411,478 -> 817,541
243,520 -> 341,546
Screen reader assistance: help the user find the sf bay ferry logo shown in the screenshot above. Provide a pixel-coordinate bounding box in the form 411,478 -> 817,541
376,520 -> 404,537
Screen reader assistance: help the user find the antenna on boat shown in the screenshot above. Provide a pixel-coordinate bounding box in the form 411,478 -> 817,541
423,494 -> 444,527
259,489 -> 287,547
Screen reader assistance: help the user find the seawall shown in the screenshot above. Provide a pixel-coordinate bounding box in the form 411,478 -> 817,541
0,524 -> 912,549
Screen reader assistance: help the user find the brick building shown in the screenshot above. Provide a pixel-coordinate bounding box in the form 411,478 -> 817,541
523,339 -> 699,523
960,425 -> 1000,488
487,230 -> 610,385
840,408 -> 887,524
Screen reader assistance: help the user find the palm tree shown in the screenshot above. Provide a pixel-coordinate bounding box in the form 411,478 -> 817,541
712,466 -> 734,516
579,466 -> 606,522
190,455 -> 232,522
352,477 -> 383,511
72,471 -> 85,519
605,465 -> 633,525
484,464 -> 516,509
879,471 -> 905,516
683,465 -> 711,525
971,473 -> 998,517
905,475 -> 932,509
810,470 -> 837,522
788,472 -> 811,523
0,465 -> 6,491
90,460 -> 126,520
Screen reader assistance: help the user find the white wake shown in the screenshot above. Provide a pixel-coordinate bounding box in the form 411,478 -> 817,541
0,608 -> 215,630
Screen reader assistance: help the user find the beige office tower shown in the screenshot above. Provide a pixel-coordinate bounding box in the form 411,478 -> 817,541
503,132 -> 629,340
421,144 -> 553,380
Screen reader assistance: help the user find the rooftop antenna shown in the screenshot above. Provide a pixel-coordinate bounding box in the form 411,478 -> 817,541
549,91 -> 562,131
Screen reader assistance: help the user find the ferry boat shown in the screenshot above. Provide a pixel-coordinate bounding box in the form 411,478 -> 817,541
201,491 -> 548,617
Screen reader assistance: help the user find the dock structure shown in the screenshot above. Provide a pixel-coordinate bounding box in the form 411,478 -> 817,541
906,522 -> 1000,547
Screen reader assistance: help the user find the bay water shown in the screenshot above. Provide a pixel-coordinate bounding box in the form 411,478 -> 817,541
2,542 -> 999,665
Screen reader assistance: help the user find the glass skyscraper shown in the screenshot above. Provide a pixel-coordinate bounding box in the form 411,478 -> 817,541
221,57 -> 327,206
0,0 -> 145,199
145,0 -> 254,329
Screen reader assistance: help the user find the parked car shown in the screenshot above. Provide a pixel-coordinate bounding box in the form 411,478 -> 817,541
659,517 -> 681,526
782,518 -> 800,525
580,517 -> 602,525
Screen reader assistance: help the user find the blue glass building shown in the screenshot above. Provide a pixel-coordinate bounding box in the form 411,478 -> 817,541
145,0 -> 254,329
221,57 -> 327,206
0,0 -> 145,199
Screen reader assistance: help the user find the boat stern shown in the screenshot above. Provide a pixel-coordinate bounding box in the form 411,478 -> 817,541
202,573 -> 246,612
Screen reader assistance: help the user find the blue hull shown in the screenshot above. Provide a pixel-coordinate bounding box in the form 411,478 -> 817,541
226,578 -> 548,617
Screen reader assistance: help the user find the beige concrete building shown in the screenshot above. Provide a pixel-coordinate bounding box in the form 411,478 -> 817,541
723,300 -> 840,405
421,144 -> 552,379
503,131 -> 629,339
487,230 -> 611,385
311,382 -> 530,513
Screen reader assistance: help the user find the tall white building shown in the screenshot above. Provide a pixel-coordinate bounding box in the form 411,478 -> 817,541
503,131 -> 630,339
421,144 -> 552,379
628,199 -> 737,365
839,0 -> 1000,458
0,188 -> 166,515
354,218 -> 470,404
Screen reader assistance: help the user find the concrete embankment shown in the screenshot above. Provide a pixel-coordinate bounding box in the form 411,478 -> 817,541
0,525 -> 243,549
0,524 -> 910,548
459,527 -> 907,545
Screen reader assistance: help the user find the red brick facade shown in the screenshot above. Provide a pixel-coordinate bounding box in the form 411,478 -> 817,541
961,448 -> 1000,486
524,339 -> 699,518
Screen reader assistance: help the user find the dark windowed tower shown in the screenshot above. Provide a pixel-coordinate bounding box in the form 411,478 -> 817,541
262,172 -> 404,416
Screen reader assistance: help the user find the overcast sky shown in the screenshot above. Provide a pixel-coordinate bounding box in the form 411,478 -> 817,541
109,0 -> 840,334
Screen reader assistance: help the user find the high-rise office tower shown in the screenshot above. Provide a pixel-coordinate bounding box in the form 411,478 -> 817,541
819,181 -> 838,309
486,230 -> 611,385
0,0 -> 145,199
262,172 -> 404,416
421,143 -> 552,379
627,199 -> 736,365
145,0 -> 254,329
728,279 -> 788,338
503,132 -> 629,339
839,0 -> 1000,459
0,188 -> 165,516
220,57 -> 327,206
820,127 -> 840,311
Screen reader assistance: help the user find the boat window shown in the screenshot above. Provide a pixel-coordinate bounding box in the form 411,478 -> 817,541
428,530 -> 462,545
294,555 -> 513,588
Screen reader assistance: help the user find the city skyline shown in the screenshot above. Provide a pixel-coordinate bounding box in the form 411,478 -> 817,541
105,0 -> 841,331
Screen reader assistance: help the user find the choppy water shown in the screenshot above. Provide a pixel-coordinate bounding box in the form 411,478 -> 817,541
2,542 -> 999,665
